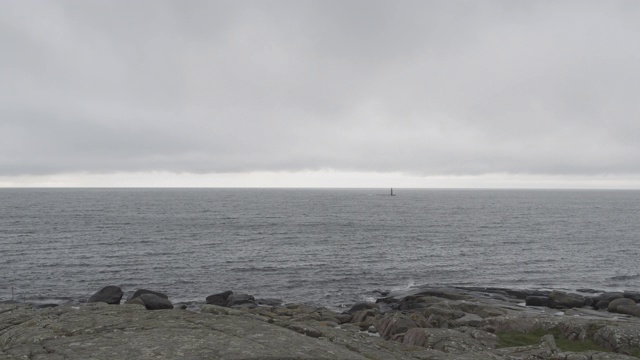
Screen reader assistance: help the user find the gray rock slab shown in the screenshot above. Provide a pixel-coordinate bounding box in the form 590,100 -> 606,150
0,304 -> 372,360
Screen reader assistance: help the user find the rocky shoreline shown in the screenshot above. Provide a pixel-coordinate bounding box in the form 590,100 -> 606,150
2,285 -> 640,359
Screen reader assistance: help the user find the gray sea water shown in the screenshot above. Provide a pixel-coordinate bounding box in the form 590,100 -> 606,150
1,188 -> 639,309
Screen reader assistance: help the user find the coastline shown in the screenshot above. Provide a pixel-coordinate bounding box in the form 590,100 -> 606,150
2,285 -> 640,359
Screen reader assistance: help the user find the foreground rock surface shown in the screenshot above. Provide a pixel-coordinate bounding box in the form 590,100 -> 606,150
4,284 -> 640,360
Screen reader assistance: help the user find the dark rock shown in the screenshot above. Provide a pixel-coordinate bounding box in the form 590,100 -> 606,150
205,290 -> 233,306
583,297 -> 594,307
624,291 -> 640,303
375,313 -> 418,340
375,296 -> 399,304
226,293 -> 255,307
577,288 -> 602,294
547,291 -> 585,309
398,295 -> 444,311
373,289 -> 390,297
88,285 -> 123,305
616,304 -> 640,317
595,300 -> 610,310
591,292 -> 624,307
608,298 -> 636,313
525,296 -> 549,307
347,302 -> 379,314
139,294 -> 174,310
127,289 -> 168,301
33,303 -> 59,309
335,313 -> 352,324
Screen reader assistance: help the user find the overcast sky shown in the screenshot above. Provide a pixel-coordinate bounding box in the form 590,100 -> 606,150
1,0 -> 639,188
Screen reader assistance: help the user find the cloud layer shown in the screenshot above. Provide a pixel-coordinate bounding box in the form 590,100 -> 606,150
2,0 -> 639,179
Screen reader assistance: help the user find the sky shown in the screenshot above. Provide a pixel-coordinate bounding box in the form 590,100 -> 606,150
1,0 -> 639,188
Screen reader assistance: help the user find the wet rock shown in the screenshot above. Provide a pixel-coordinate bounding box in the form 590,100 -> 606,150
225,293 -> 256,308
548,290 -> 585,309
205,290 -> 233,306
127,289 -> 168,301
347,302 -> 378,313
88,285 -> 123,305
525,295 -> 549,307
139,294 -> 174,310
398,295 -> 445,310
624,291 -> 640,303
608,298 -> 636,313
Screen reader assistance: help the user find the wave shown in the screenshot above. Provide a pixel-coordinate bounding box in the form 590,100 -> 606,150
609,274 -> 640,281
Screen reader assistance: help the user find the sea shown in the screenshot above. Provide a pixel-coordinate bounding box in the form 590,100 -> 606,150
1,188 -> 639,310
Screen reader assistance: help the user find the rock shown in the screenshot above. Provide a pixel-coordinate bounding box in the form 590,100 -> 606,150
595,300 -> 611,310
347,302 -> 379,313
539,333 -> 557,352
624,291 -> 640,302
401,327 -> 498,352
335,313 -> 352,324
139,294 -> 174,310
375,313 -> 417,340
454,313 -> 483,328
225,293 -> 256,308
350,309 -> 377,324
205,290 -> 233,306
591,292 -> 624,308
525,296 -> 549,307
608,298 -> 636,313
398,295 -> 445,310
88,285 -> 123,305
127,289 -> 168,301
287,323 -> 323,338
0,303 -> 377,360
256,298 -> 282,306
457,303 -> 506,318
616,304 -> 640,317
548,291 -> 585,309
125,297 -> 145,307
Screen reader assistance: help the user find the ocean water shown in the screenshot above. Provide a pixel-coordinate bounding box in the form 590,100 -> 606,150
1,188 -> 639,309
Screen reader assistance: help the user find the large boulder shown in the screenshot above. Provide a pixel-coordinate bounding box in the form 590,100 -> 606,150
591,292 -> 624,309
608,298 -> 636,313
225,293 -> 256,308
206,290 -> 233,306
127,289 -> 168,301
88,285 -> 123,305
139,294 -> 174,310
548,291 -> 585,309
616,304 -> 640,317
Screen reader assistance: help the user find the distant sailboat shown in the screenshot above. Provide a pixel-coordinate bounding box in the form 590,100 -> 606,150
390,188 -> 396,196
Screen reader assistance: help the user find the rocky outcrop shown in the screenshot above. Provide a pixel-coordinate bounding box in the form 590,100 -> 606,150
88,285 -> 123,305
548,290 -> 586,309
3,284 -> 640,360
225,293 -> 256,308
127,289 -> 169,301
205,290 -> 233,306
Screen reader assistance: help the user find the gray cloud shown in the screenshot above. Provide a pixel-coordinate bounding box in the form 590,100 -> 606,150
1,0 -> 639,177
